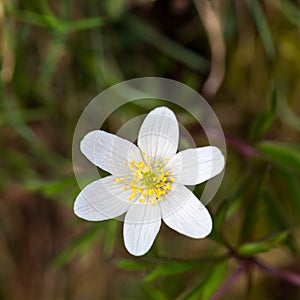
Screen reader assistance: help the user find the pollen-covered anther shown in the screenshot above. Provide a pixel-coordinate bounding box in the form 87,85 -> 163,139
115,157 -> 175,204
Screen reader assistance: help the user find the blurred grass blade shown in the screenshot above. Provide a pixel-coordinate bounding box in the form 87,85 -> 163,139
226,173 -> 254,218
182,260 -> 226,300
264,187 -> 296,253
53,224 -> 102,266
37,40 -> 66,90
104,0 -> 127,20
250,111 -> 275,140
264,187 -> 289,229
115,259 -> 153,270
246,0 -> 275,58
102,220 -> 119,256
13,10 -> 104,33
125,14 -> 209,73
142,283 -> 167,300
211,174 -> 254,244
39,0 -> 57,18
257,141 -> 300,173
238,231 -> 289,256
65,18 -> 104,33
200,261 -> 227,300
0,108 -> 48,127
250,84 -> 277,140
2,100 -> 36,141
277,98 -> 300,131
277,169 -> 300,217
14,10 -> 66,32
24,177 -> 76,197
239,167 -> 271,243
274,0 -> 300,29
210,200 -> 230,244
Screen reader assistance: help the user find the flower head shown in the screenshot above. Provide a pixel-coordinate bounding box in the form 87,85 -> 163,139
74,107 -> 225,256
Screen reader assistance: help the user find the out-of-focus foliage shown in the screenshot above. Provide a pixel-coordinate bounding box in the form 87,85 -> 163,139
0,0 -> 300,299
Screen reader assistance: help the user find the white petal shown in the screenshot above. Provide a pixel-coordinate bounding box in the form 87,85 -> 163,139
74,176 -> 134,221
123,201 -> 161,256
80,130 -> 143,177
167,146 -> 224,185
160,184 -> 212,238
138,107 -> 179,160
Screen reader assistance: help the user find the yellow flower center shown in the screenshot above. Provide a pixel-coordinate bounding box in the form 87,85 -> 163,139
115,153 -> 175,205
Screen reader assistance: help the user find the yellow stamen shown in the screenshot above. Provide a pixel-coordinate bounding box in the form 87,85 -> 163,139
166,182 -> 171,190
138,161 -> 145,168
116,157 -> 175,203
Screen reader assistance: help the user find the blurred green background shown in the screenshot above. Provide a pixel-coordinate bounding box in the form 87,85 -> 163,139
1,0 -> 300,299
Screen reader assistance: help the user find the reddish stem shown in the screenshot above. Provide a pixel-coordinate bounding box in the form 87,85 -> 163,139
254,258 -> 300,287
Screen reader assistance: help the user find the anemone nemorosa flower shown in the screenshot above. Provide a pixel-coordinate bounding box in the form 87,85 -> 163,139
74,107 -> 225,256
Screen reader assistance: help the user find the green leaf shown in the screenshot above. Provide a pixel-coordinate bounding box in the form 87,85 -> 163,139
145,261 -> 200,282
238,231 -> 289,256
257,142 -> 300,173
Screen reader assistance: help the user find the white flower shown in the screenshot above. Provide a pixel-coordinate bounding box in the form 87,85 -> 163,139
74,107 -> 225,256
